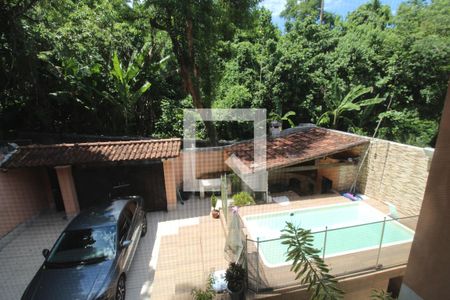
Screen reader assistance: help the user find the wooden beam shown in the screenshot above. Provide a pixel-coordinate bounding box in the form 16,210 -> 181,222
271,161 -> 355,173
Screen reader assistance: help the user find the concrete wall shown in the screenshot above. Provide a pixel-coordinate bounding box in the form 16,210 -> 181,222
0,168 -> 50,237
256,266 -> 405,300
173,147 -> 226,187
358,139 -> 433,216
400,82 -> 450,300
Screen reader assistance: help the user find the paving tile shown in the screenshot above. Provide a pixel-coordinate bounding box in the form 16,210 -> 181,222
0,198 -> 228,300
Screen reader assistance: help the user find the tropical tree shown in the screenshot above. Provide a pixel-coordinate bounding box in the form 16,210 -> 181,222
109,48 -> 152,132
347,0 -> 392,29
146,0 -> 258,144
317,82 -> 384,129
0,0 -> 448,147
281,0 -> 335,25
281,222 -> 344,300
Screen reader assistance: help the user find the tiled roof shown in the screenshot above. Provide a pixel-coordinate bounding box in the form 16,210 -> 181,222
1,139 -> 181,168
224,126 -> 368,171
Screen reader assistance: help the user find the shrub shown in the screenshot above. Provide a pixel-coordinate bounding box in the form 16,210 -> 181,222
232,192 -> 255,207
191,275 -> 216,300
370,289 -> 395,300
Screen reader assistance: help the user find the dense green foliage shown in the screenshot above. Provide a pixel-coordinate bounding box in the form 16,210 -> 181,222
1,0 -> 449,146
281,222 -> 344,300
232,191 -> 255,206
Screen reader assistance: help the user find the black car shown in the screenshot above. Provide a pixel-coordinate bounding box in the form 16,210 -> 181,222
22,196 -> 147,300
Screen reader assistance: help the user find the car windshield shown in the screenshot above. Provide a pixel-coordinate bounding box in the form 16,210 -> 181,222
46,225 -> 116,265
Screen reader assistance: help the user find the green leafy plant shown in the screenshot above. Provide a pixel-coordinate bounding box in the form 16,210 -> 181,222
225,263 -> 246,293
371,289 -> 395,300
318,79 -> 384,129
211,193 -> 218,210
269,111 -> 297,128
110,48 -> 151,128
191,275 -> 216,300
281,222 -> 344,300
232,192 -> 255,207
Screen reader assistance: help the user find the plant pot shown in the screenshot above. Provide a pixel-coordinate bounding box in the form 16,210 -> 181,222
211,209 -> 220,219
227,283 -> 244,300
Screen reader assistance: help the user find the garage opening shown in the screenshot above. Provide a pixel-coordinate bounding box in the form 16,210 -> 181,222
73,163 -> 167,212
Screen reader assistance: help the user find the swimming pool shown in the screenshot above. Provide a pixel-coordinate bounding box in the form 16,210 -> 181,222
242,202 -> 415,267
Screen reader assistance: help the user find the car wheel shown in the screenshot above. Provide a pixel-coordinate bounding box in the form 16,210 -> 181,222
141,213 -> 147,237
116,275 -> 126,300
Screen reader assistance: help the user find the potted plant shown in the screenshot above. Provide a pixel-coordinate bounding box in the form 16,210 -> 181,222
191,275 -> 216,300
232,192 -> 255,207
211,193 -> 220,219
225,263 -> 245,300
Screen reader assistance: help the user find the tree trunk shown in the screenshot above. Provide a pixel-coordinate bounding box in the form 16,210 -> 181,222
168,18 -> 218,145
319,0 -> 324,24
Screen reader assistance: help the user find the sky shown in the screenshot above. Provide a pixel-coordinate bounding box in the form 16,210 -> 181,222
261,0 -> 406,30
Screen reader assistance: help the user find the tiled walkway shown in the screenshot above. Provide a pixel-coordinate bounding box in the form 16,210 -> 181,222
0,197 -> 229,300
148,198 -> 229,299
0,211 -> 70,300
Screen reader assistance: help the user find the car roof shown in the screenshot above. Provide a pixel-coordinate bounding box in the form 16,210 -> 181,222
66,197 -> 139,231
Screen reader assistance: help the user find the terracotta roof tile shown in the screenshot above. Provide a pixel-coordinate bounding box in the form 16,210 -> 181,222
2,139 -> 181,168
224,127 -> 368,171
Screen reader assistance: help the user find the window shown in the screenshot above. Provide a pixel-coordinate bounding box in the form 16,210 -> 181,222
118,212 -> 132,243
46,225 -> 116,266
127,201 -> 137,217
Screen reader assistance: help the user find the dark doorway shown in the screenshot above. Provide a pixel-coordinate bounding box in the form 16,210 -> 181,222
321,177 -> 333,193
47,168 -> 64,211
73,163 -> 167,211
387,276 -> 403,298
288,178 -> 301,195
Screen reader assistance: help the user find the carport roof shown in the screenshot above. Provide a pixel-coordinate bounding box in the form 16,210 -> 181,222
1,138 -> 181,168
224,125 -> 369,171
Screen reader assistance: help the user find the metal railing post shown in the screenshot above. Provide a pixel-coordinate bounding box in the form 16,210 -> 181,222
322,226 -> 328,260
245,235 -> 249,289
375,217 -> 387,268
256,237 -> 260,293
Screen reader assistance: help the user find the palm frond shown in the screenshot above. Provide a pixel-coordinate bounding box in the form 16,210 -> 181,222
357,96 -> 385,107
281,222 -> 344,300
341,85 -> 372,105
111,51 -> 123,83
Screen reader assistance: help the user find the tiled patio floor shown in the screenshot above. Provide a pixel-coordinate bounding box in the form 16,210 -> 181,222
0,211 -> 70,300
0,197 -> 229,300
239,192 -> 400,217
148,198 -> 229,300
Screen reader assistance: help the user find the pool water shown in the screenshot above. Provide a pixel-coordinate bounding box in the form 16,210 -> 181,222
243,202 -> 414,267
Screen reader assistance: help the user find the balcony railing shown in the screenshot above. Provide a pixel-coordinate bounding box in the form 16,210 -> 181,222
244,215 -> 418,293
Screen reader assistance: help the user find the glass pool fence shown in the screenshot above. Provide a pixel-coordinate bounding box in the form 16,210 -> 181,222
244,215 -> 419,293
